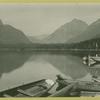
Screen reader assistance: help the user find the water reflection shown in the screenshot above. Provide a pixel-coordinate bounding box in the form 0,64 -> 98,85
0,52 -> 66,91
0,52 -> 99,91
0,52 -> 31,77
0,52 -> 32,91
36,54 -> 89,79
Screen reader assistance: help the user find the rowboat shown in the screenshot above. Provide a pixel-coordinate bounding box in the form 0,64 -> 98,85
49,83 -> 77,97
55,75 -> 100,96
1,75 -> 100,97
0,79 -> 55,97
80,91 -> 100,97
82,42 -> 100,67
83,55 -> 100,67
57,79 -> 100,91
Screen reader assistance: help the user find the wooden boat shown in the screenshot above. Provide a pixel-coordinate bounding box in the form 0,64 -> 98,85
59,79 -> 100,91
0,79 -> 55,97
49,83 -> 77,97
92,77 -> 100,83
80,91 -> 100,97
82,43 -> 100,67
83,55 -> 100,67
56,75 -> 100,93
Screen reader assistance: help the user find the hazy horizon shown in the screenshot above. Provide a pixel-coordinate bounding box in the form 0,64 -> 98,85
0,3 -> 100,36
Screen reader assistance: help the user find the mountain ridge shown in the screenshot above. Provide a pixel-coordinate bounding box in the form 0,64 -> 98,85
40,19 -> 88,44
69,18 -> 100,43
0,20 -> 31,45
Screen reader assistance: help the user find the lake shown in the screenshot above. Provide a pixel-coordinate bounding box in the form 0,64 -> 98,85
0,52 -> 99,91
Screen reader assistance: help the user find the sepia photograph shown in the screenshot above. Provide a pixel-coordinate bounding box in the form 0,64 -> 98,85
0,3 -> 100,97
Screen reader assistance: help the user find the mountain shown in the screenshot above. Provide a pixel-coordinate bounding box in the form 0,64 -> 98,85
35,34 -> 49,40
69,19 -> 100,43
42,19 -> 88,44
28,36 -> 40,43
28,34 -> 49,43
0,20 -> 31,45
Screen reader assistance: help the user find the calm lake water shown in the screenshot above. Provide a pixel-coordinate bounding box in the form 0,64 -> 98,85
0,52 -> 99,91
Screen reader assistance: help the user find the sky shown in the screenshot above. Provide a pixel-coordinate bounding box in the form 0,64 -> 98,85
0,3 -> 100,36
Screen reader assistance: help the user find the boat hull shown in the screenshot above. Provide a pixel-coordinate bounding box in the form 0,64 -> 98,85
0,79 -> 54,97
